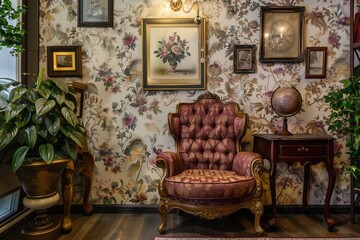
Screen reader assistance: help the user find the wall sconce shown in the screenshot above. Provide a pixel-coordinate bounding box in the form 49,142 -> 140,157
169,0 -> 201,24
170,0 -> 183,11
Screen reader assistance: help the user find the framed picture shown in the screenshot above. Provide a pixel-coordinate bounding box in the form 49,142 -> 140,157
305,47 -> 327,79
142,18 -> 206,90
47,46 -> 82,77
71,82 -> 88,118
78,0 -> 113,27
260,6 -> 305,63
233,45 -> 256,73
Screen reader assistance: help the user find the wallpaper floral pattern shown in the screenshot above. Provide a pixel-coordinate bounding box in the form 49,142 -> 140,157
39,0 -> 352,206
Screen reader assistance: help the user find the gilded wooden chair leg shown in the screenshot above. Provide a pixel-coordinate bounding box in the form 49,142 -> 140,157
158,202 -> 168,235
61,161 -> 75,233
252,200 -> 264,235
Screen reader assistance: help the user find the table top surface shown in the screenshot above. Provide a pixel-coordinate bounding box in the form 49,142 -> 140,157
253,133 -> 335,141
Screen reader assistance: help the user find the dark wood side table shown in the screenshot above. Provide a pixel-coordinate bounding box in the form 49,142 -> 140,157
253,134 -> 336,231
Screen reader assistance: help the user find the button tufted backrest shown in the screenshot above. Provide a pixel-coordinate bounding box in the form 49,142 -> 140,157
168,92 -> 248,170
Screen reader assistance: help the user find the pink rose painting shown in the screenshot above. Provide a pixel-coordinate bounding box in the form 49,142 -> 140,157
153,32 -> 191,71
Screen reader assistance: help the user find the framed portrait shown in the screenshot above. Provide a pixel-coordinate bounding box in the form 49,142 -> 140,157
47,46 -> 82,77
142,18 -> 206,90
260,6 -> 305,63
305,47 -> 327,79
233,45 -> 256,73
71,82 -> 88,118
78,0 -> 113,27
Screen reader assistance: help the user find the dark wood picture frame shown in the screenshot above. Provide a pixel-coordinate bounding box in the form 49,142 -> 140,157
234,45 -> 256,73
47,46 -> 82,77
71,82 -> 88,118
305,47 -> 327,79
260,6 -> 305,63
142,18 -> 206,90
78,0 -> 113,27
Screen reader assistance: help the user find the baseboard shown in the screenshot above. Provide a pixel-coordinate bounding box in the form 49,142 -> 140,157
48,204 -> 356,215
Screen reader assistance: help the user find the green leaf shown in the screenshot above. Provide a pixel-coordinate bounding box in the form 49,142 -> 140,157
38,128 -> 48,139
45,115 -> 60,136
64,99 -> 75,111
12,146 -> 30,172
54,92 -> 65,105
15,108 -> 31,128
37,87 -> 51,99
35,98 -> 56,116
65,141 -> 77,160
69,127 -> 87,150
36,68 -> 45,88
0,122 -> 18,150
9,86 -> 27,102
61,106 -> 78,127
24,126 -> 37,148
49,78 -> 68,92
5,103 -> 26,122
38,143 -> 54,163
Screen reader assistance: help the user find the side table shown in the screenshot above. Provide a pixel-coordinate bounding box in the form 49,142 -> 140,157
253,134 -> 336,231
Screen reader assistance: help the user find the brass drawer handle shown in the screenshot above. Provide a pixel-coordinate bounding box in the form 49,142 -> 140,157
297,146 -> 309,152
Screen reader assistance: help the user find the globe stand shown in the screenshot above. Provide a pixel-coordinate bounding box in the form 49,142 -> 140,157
275,116 -> 293,135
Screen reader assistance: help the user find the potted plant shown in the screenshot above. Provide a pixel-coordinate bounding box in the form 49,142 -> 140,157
324,75 -> 360,179
0,0 -> 26,55
0,69 -> 87,239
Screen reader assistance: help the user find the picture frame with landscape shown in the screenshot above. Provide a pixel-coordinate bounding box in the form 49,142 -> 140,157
233,45 -> 256,73
47,45 -> 82,77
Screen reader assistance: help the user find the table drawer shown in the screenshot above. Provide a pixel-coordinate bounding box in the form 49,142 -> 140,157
279,144 -> 326,157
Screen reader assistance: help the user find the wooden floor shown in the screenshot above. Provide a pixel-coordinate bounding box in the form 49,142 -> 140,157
2,211 -> 360,240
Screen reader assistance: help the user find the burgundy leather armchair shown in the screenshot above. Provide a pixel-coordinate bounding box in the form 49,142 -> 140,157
156,91 -> 264,234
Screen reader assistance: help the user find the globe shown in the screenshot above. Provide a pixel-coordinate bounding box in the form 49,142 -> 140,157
271,86 -> 302,135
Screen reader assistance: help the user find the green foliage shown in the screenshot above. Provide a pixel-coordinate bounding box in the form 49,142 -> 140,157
0,0 -> 26,55
0,69 -> 87,172
324,75 -> 360,179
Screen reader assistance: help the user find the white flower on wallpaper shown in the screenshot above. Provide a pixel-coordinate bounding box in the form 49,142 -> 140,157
39,0 -> 351,205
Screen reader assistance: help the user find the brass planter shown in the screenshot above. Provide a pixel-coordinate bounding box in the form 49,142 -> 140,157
16,159 -> 70,240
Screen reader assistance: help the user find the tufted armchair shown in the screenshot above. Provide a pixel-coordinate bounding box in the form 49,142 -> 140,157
156,91 -> 264,234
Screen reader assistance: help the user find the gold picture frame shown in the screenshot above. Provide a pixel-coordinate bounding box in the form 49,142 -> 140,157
142,18 -> 206,90
47,46 -> 82,77
305,47 -> 327,79
260,6 -> 305,63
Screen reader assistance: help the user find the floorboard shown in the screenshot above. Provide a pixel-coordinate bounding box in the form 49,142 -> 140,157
1,211 -> 360,240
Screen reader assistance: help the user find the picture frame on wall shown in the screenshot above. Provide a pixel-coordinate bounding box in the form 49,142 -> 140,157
71,82 -> 88,118
78,0 -> 113,27
233,45 -> 256,73
47,45 -> 82,77
260,6 -> 305,63
142,18 -> 206,90
305,47 -> 327,79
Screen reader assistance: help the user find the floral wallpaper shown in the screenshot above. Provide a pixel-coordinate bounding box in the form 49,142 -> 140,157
39,0 -> 352,206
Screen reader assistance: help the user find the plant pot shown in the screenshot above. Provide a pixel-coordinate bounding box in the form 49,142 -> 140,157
16,159 -> 70,240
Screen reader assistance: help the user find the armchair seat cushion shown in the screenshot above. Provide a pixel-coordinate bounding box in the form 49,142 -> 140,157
164,169 -> 255,200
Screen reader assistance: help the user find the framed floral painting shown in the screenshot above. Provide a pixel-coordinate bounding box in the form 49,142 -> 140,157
142,18 -> 206,90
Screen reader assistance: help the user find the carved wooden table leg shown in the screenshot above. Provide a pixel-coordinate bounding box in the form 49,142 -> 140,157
76,152 -> 95,215
61,152 -> 95,233
61,160 -> 75,233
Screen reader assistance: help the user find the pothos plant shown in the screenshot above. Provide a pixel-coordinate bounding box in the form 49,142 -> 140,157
324,75 -> 360,179
0,0 -> 26,55
0,69 -> 87,172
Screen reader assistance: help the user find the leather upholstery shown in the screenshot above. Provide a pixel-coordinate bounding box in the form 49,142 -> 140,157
156,91 -> 264,235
